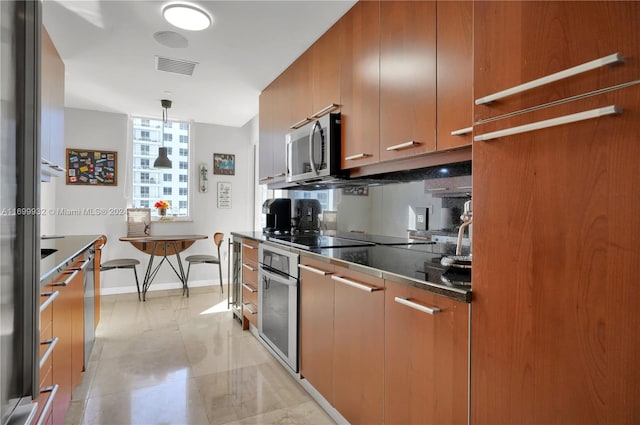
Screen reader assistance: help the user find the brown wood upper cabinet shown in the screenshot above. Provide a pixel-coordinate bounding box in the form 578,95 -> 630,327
41,26 -> 65,181
379,1 -> 437,161
311,21 -> 341,116
258,77 -> 287,185
340,0 -> 380,169
436,0 -> 473,150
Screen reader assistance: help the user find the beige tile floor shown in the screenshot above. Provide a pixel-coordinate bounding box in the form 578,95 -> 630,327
65,286 -> 335,425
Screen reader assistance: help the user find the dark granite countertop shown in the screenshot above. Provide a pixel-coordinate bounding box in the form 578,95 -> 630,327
231,231 -> 471,303
40,234 -> 101,287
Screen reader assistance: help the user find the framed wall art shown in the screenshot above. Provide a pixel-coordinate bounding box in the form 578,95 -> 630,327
217,182 -> 232,209
66,148 -> 117,186
213,153 -> 235,175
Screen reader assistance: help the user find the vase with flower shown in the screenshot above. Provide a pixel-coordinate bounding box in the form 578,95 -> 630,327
154,200 -> 169,217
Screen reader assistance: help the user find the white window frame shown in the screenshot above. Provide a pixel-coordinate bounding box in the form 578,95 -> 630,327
130,116 -> 193,221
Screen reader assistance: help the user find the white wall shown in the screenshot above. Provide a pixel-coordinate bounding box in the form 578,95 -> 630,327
54,108 -> 255,293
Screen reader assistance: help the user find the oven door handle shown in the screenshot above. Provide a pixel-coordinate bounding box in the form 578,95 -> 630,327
259,267 -> 298,286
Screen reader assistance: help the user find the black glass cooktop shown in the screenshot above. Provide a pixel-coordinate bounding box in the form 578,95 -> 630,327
266,234 -> 375,250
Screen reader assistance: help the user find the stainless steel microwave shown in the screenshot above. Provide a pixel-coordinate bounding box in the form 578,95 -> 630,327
285,113 -> 347,185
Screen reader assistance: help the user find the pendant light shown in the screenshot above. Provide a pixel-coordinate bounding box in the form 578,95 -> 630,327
154,99 -> 173,169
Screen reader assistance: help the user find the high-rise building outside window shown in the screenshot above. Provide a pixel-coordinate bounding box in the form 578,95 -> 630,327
131,116 -> 191,218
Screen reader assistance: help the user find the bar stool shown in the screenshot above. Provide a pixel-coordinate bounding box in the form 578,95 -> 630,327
185,232 -> 224,293
100,243 -> 141,301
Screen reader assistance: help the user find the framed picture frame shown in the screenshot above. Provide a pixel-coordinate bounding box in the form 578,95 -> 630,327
217,182 -> 232,209
66,148 -> 117,185
213,153 -> 235,175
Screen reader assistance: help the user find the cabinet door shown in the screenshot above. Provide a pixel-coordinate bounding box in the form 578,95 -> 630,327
436,0 -> 473,150
474,2 -> 640,122
299,257 -> 335,404
50,274 -> 73,425
340,1 -> 380,169
259,77 -> 287,185
241,240 -> 259,329
379,1 -> 437,161
286,50 -> 313,126
385,280 -> 469,425
258,85 -> 274,182
472,85 -> 640,424
69,264 -> 85,389
41,26 -> 65,169
333,267 -> 384,425
312,20 -> 341,114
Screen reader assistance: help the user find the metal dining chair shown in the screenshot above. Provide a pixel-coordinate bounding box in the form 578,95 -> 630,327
98,236 -> 142,301
185,232 -> 224,293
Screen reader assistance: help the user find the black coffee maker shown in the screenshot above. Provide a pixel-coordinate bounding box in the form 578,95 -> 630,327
262,198 -> 291,234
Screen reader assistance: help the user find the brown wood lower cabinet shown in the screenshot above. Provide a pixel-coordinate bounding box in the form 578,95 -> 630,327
299,258 -> 335,404
48,257 -> 86,424
384,280 -> 469,425
241,239 -> 259,330
333,267 -> 384,425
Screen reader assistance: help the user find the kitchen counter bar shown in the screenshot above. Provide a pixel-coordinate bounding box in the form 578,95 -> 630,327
40,234 -> 101,287
231,231 -> 471,303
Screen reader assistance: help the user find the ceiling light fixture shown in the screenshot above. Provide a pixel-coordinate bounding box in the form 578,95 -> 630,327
162,3 -> 212,31
154,99 -> 173,169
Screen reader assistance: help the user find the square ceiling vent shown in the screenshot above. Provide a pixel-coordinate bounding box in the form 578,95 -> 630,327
155,56 -> 197,76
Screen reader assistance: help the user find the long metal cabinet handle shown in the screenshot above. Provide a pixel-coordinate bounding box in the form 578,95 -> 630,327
260,267 -> 298,286
344,153 -> 369,161
51,270 -> 79,287
242,283 -> 257,293
273,172 -> 286,178
39,291 -> 60,313
259,176 -> 272,182
450,127 -> 473,136
299,263 -> 333,276
39,337 -> 59,368
394,297 -> 441,315
36,384 -> 59,425
242,263 -> 257,272
331,275 -> 382,292
242,243 -> 256,250
308,120 -> 321,175
474,105 -> 621,142
243,303 -> 257,315
72,258 -> 91,271
290,117 -> 312,129
311,103 -> 339,119
385,140 -> 420,151
475,52 -> 624,105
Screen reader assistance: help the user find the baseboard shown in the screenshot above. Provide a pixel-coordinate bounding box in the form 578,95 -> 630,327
100,279 -> 225,296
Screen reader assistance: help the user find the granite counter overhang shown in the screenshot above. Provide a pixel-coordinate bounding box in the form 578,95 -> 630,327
40,234 -> 101,288
231,231 -> 471,303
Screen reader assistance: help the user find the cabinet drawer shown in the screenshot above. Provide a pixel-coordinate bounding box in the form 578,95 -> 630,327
242,240 -> 258,263
241,262 -> 258,286
242,283 -> 258,306
34,384 -> 58,425
243,302 -> 258,327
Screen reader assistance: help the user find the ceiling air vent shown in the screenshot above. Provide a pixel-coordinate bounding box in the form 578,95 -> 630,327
155,56 -> 197,76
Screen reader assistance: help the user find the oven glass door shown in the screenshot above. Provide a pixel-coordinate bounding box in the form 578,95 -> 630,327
258,266 -> 298,371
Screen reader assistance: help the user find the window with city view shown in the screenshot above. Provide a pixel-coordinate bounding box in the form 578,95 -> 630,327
131,117 -> 190,217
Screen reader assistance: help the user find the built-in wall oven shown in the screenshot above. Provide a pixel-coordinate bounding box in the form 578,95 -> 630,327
258,244 -> 299,372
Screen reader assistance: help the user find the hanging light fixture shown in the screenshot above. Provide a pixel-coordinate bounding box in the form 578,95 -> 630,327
154,99 -> 173,169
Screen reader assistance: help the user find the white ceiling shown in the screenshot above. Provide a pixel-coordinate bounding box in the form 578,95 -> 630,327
42,0 -> 356,128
